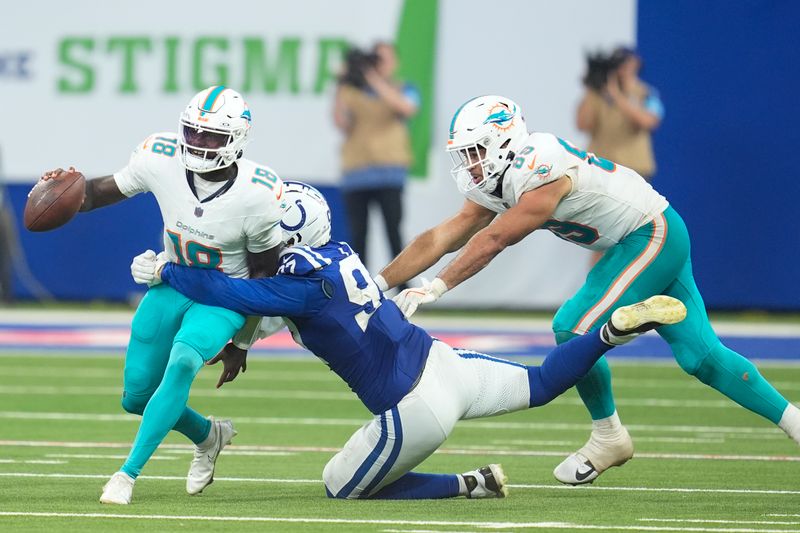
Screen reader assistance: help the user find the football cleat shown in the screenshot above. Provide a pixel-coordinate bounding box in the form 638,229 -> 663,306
99,471 -> 135,505
553,426 -> 634,485
186,417 -> 237,495
602,295 -> 687,345
463,464 -> 508,498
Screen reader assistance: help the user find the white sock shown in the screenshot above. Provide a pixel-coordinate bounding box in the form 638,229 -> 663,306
600,323 -> 639,346
591,411 -> 623,438
456,474 -> 468,496
778,403 -> 800,445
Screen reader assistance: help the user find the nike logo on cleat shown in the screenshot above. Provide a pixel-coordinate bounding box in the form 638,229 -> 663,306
574,461 -> 596,482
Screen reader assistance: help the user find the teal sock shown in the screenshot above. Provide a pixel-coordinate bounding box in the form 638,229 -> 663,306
556,330 -> 617,420
174,407 -> 212,444
693,343 -> 789,424
121,342 -> 204,479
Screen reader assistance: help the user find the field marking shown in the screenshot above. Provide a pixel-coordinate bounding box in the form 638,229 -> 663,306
0,385 -> 355,401
0,411 -> 789,437
1,472 -> 799,497
640,518 -> 800,526
0,384 -> 780,409
510,484 -> 800,495
0,459 -> 66,465
0,473 -> 320,483
44,454 -> 177,461
1,439 -> 797,463
0,512 -> 798,532
771,515 -> 800,518
0,366 -> 336,382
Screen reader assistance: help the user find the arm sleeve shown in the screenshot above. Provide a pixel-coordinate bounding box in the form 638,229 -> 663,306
161,263 -> 318,317
112,137 -> 154,197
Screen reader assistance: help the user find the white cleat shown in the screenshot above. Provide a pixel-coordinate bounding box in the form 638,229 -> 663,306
99,471 -> 135,504
463,464 -> 508,498
186,417 -> 237,495
604,295 -> 687,345
553,426 -> 634,485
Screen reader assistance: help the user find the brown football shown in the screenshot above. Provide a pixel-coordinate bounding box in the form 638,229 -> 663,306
24,169 -> 86,232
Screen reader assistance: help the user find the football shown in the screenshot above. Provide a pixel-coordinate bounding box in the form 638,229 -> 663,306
24,168 -> 86,232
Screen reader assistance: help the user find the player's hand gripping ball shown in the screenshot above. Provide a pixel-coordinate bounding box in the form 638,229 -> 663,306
24,167 -> 86,231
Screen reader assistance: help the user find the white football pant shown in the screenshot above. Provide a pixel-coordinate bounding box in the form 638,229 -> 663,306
323,340 -> 530,498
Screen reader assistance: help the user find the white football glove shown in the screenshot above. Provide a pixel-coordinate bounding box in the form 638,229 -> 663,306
130,250 -> 167,286
392,277 -> 448,318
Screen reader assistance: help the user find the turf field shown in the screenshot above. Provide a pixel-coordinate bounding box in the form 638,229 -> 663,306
0,349 -> 798,532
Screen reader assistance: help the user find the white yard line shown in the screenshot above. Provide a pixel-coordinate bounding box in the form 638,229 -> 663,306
510,484 -> 800,495
0,511 -> 798,532
0,473 -> 320,483
0,438 -> 798,462
0,386 -> 787,409
0,385 -> 355,401
1,472 -> 799,496
44,454 -> 177,461
640,519 -> 800,526
0,459 -> 66,464
0,412 -> 791,437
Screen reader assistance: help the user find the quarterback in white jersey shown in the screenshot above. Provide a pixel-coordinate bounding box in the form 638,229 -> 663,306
378,95 -> 800,486
114,132 -> 284,278
39,86 -> 287,505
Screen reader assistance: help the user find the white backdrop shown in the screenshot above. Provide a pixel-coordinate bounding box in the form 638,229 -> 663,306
0,0 -> 636,308
381,0 -> 637,308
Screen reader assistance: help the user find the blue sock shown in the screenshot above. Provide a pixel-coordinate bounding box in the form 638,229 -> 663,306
121,341 -> 203,479
529,330 -> 612,407
366,472 -> 460,499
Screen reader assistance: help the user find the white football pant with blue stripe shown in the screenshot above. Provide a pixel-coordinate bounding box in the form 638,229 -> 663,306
322,340 -> 530,499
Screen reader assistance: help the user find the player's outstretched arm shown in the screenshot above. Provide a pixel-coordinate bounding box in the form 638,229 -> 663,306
378,199 -> 495,290
437,176 -> 572,291
158,262 -> 316,318
79,175 -> 128,212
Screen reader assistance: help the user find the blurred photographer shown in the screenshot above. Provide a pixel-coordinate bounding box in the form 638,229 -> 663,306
576,47 -> 664,182
333,42 -> 419,275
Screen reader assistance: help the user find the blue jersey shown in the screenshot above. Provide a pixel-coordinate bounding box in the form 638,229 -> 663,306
160,242 -> 432,414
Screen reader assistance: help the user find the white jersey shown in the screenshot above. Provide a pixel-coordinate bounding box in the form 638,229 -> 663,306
458,132 -> 669,251
114,132 -> 285,278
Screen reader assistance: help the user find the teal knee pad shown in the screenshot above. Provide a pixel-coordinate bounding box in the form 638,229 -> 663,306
121,390 -> 151,416
164,342 -> 205,383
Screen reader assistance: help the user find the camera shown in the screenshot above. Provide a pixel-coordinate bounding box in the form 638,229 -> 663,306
339,47 -> 379,89
582,49 -> 628,92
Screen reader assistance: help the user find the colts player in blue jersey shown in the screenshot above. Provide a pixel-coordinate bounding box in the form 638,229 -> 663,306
130,181 -> 686,499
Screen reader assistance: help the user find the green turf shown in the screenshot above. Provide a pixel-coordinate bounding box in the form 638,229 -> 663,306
0,353 -> 798,532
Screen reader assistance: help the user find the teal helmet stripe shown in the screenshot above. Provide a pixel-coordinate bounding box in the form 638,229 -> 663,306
449,96 -> 482,140
200,85 -> 226,115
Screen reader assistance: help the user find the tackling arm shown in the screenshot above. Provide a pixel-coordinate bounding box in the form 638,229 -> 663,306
230,246 -> 282,349
436,176 -> 572,291
378,200 -> 495,289
160,263 -> 316,317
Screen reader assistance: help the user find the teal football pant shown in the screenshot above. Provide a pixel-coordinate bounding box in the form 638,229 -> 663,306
553,206 -> 790,425
119,284 -> 245,479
